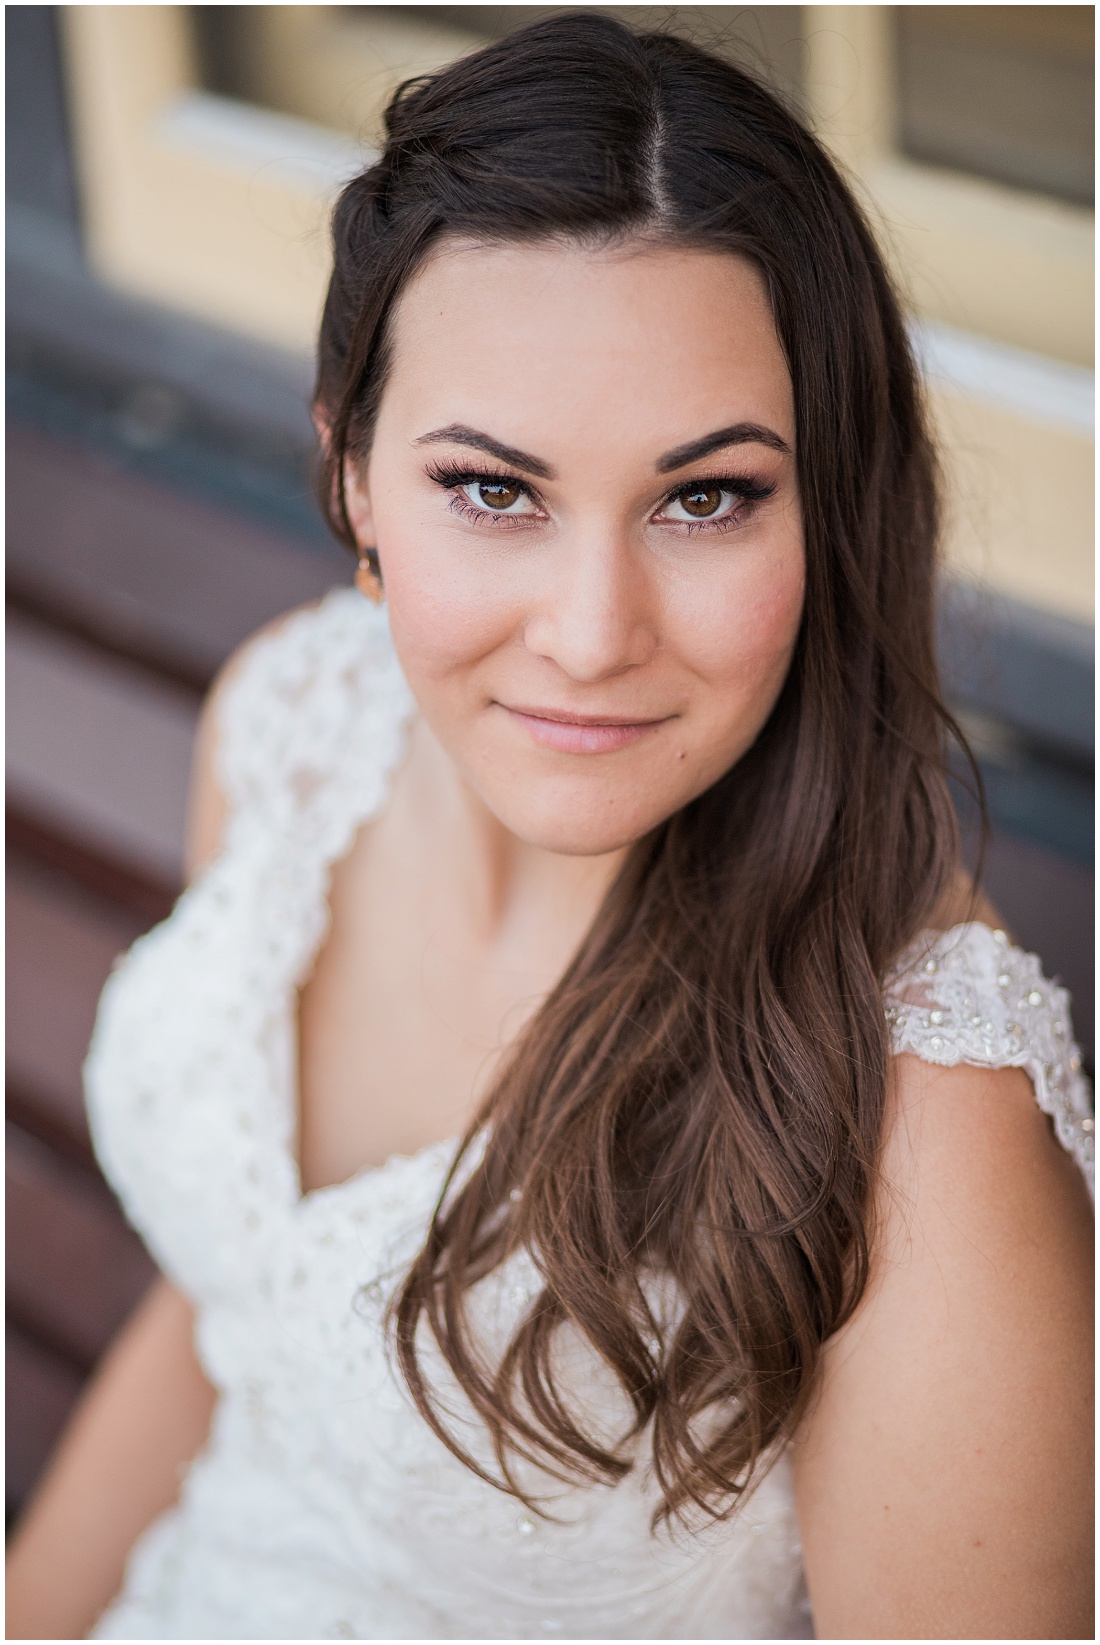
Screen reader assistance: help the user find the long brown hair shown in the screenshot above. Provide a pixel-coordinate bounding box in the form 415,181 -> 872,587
315,11 -> 968,1527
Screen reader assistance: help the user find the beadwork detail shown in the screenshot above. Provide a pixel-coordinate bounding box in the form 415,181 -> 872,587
885,927 -> 1094,1193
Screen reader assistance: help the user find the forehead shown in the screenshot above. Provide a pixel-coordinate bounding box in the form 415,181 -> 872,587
380,238 -> 794,449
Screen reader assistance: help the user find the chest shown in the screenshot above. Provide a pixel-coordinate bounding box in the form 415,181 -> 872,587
294,818 -> 563,1194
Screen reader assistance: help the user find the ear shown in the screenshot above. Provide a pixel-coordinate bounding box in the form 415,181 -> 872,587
313,403 -> 377,550
311,403 -> 331,454
313,404 -> 377,550
341,454 -> 377,550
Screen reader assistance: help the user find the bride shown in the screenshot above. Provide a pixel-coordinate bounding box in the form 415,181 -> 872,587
7,13 -> 1092,1640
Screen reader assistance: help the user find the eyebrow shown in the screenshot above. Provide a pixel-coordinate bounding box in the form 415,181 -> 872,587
413,424 -> 556,480
656,422 -> 791,472
413,418 -> 792,483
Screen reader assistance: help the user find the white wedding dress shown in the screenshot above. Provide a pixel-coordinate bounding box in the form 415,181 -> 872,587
85,589 -> 1094,1640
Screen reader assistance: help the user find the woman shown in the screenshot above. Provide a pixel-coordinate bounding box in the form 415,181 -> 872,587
7,13 -> 1093,1639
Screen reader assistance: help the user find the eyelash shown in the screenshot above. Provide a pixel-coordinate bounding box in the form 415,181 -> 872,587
424,460 -> 777,534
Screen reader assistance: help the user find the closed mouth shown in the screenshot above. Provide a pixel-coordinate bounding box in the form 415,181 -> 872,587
498,703 -> 674,754
500,704 -> 669,728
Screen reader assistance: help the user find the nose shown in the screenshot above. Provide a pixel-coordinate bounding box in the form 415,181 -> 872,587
522,527 -> 659,682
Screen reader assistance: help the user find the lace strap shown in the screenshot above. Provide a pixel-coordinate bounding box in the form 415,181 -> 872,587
214,590 -> 414,856
885,924 -> 1094,1195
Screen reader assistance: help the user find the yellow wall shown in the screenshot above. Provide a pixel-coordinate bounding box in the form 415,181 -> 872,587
802,7 -> 1093,622
803,5 -> 1092,366
62,7 -> 339,348
930,384 -> 1093,619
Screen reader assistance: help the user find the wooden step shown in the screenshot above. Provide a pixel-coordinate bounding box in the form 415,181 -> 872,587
7,843 -> 155,1159
7,422 -> 345,691
7,609 -> 200,886
6,1124 -> 155,1369
6,1325 -> 85,1517
6,1120 -> 156,1515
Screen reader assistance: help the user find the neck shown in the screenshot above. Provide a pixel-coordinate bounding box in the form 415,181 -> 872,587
399,716 -> 627,946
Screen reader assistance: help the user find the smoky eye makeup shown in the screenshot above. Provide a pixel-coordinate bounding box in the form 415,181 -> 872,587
653,473 -> 778,531
423,457 -> 779,533
424,460 -> 547,526
425,460 -> 542,497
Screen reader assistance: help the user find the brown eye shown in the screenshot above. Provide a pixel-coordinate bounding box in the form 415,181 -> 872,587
679,485 -> 723,518
453,476 -> 540,521
659,483 -> 744,527
475,480 -> 522,510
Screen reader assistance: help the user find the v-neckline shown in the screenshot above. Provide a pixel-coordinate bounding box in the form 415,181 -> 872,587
278,606 -> 458,1212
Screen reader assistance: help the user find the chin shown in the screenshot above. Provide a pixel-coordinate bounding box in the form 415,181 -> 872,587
482,783 -> 670,858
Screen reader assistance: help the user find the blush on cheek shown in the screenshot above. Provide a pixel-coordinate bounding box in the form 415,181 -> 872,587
382,553 -> 517,685
678,563 -> 804,691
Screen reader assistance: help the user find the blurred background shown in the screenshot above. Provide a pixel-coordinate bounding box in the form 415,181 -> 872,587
7,4 -> 1094,1524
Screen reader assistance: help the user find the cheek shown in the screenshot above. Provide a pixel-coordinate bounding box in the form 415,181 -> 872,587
376,520 -> 516,689
672,545 -> 805,710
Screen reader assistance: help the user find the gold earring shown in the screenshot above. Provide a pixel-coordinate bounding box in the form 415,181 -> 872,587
355,548 -> 384,605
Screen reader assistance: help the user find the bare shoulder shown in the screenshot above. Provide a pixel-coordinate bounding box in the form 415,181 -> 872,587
927,866 -> 1004,935
185,601 -> 326,880
830,1053 -> 1094,1425
791,1050 -> 1093,1636
881,1050 -> 1092,1248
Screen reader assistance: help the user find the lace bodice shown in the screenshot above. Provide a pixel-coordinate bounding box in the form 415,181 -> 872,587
84,590 -> 1093,1640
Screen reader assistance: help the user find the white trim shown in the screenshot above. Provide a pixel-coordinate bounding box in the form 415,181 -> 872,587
154,91 -> 373,197
910,318 -> 1094,437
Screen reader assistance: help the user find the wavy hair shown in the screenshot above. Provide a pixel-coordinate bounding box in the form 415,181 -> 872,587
315,10 -> 970,1526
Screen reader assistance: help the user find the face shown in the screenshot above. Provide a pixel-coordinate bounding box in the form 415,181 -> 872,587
346,238 -> 804,857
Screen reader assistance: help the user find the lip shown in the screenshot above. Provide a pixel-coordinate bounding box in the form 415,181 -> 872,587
500,703 -> 671,754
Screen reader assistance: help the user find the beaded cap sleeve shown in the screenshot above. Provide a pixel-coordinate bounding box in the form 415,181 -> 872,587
884,923 -> 1094,1194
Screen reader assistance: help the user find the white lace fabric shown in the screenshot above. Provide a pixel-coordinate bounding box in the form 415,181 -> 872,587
83,590 -> 1093,1640
886,927 -> 1094,1180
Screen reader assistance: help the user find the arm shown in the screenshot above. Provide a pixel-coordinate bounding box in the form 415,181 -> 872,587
5,1280 -> 218,1640
6,666 -> 237,1639
791,1055 -> 1093,1639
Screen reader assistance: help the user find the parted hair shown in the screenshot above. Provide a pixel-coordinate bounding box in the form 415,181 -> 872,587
315,10 -> 969,1526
